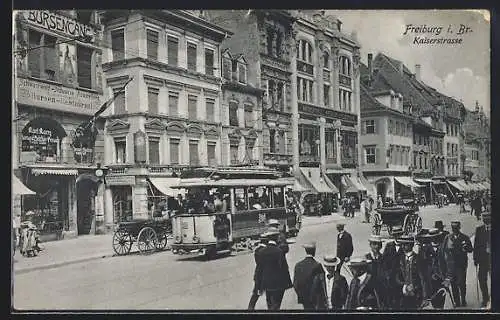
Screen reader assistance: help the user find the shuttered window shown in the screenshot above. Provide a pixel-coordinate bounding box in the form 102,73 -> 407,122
44,35 -> 59,81
28,30 -> 42,78
187,42 -> 197,72
168,93 -> 178,117
113,88 -> 126,114
148,137 -> 160,164
167,36 -> 178,66
77,45 -> 92,89
205,49 -> 214,75
207,142 -> 216,167
188,95 -> 197,120
169,139 -> 179,164
189,141 -> 199,166
206,99 -> 215,123
111,29 -> 125,61
148,88 -> 159,114
147,29 -> 159,61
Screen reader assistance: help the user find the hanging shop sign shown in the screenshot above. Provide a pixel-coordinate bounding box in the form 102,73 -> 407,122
16,78 -> 102,115
22,10 -> 96,42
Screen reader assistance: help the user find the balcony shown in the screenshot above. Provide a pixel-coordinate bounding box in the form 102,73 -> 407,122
299,154 -> 320,164
263,153 -> 293,166
339,74 -> 352,88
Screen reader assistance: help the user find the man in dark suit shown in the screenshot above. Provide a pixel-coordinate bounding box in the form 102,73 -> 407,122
473,212 -> 491,308
396,235 -> 427,310
365,235 -> 388,309
248,234 -> 268,310
310,255 -> 348,310
254,229 -> 293,310
444,221 -> 473,307
434,221 -> 449,244
344,257 -> 381,310
293,242 -> 323,310
268,219 -> 289,254
382,227 -> 404,309
336,223 -> 353,272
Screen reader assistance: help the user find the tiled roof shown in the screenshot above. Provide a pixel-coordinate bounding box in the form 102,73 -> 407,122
360,84 -> 387,112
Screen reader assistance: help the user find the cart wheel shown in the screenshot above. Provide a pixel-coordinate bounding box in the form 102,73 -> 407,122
155,231 -> 169,251
112,230 -> 132,256
415,216 -> 423,234
137,227 -> 157,254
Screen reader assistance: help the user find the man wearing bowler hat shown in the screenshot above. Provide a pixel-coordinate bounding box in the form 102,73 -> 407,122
434,220 -> 449,243
253,228 -> 293,310
395,235 -> 426,309
473,212 -> 491,307
310,255 -> 348,310
336,223 -> 353,271
444,221 -> 473,307
344,257 -> 381,310
268,219 -> 289,254
382,227 -> 404,309
293,242 -> 323,310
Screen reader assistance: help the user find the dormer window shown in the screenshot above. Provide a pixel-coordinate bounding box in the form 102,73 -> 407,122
238,63 -> 247,84
222,49 -> 232,81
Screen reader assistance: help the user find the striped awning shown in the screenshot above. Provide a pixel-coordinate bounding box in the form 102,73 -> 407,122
32,168 -> 79,176
394,176 -> 421,188
448,180 -> 465,192
149,178 -> 183,196
343,175 -> 367,193
300,168 -> 338,194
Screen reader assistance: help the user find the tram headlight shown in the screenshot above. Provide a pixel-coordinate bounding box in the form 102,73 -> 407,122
192,236 -> 200,243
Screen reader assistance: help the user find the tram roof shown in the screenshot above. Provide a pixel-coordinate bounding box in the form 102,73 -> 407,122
180,166 -> 287,179
173,178 -> 292,188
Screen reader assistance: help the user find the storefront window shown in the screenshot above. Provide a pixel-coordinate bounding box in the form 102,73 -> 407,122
299,125 -> 319,156
325,129 -> 336,162
21,118 -> 66,163
113,187 -> 133,223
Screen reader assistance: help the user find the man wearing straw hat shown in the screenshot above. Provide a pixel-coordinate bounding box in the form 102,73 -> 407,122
293,242 -> 323,310
473,212 -> 491,308
344,257 -> 381,310
365,235 -> 389,308
310,255 -> 348,310
395,235 -> 426,310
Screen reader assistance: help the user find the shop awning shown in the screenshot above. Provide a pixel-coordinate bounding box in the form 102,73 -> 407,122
12,175 -> 36,195
480,182 -> 491,190
177,178 -> 291,188
448,180 -> 465,192
359,175 -> 377,197
342,175 -> 366,193
149,178 -> 183,196
32,168 -> 79,176
292,180 -> 310,192
394,176 -> 421,188
414,178 -> 432,184
300,168 -> 338,194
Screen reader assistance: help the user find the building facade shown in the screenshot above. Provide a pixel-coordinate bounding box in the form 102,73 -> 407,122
292,10 -> 362,202
464,102 -> 490,181
13,10 -> 106,239
99,10 -> 232,230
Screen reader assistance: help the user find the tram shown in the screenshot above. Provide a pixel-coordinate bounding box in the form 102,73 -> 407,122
170,167 -> 300,259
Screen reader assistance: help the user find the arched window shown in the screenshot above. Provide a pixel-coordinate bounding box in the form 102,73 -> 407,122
323,52 -> 329,69
339,56 -> 352,76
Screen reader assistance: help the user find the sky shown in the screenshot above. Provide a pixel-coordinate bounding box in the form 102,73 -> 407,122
327,10 -> 490,115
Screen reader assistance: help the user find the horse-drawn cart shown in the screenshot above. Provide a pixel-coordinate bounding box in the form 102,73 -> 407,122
372,200 -> 422,236
112,218 -> 172,255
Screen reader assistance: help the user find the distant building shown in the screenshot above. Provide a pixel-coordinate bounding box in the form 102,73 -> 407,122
464,102 -> 490,181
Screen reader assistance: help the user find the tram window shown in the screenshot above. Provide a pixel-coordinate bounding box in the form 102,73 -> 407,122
235,188 -> 248,211
272,187 -> 285,208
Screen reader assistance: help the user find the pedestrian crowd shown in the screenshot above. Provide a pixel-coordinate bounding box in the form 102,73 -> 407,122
249,212 -> 491,311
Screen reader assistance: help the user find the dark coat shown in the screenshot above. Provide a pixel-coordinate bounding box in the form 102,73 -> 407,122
311,271 -> 348,310
364,252 -> 385,281
253,244 -> 266,282
382,241 -> 404,283
473,225 -> 491,267
396,252 -> 427,303
293,257 -> 323,305
278,231 -> 289,254
344,273 -> 381,310
420,244 -> 454,297
444,232 -> 473,269
254,243 -> 293,291
336,231 -> 354,261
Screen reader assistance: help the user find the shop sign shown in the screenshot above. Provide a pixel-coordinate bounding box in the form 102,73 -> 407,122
299,103 -> 357,123
16,78 -> 102,116
21,126 -> 60,151
106,176 -> 136,186
22,10 -> 96,42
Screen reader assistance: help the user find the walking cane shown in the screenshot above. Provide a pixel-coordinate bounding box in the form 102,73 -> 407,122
476,265 -> 481,305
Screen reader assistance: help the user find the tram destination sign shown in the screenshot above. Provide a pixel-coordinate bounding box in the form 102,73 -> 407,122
298,103 -> 357,123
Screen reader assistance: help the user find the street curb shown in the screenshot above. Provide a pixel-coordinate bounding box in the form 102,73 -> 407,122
14,254 -> 113,275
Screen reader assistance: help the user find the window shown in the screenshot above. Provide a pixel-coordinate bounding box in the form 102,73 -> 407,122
298,78 -> 314,102
115,138 -> 126,163
148,137 -> 160,164
269,129 -> 276,153
235,188 -> 248,211
168,93 -> 178,117
323,52 -> 330,69
339,89 -> 352,111
188,95 -> 197,120
325,129 -> 336,161
424,156 -> 428,169
230,144 -> 239,164
298,40 -> 313,63
266,28 -> 274,56
189,141 -> 199,166
111,29 -> 125,61
299,125 -> 319,156
148,88 -> 159,114
206,99 -> 215,123
365,147 -> 376,164
146,29 -> 159,60
402,122 -> 406,136
238,63 -> 247,84
389,120 -> 393,135
169,139 -> 180,164
207,142 -> 216,167
447,143 -> 451,156
365,120 -> 375,134
324,85 -> 330,106
275,31 -> 283,56
187,42 -> 197,72
223,57 -> 232,80
204,49 -> 214,75
167,36 -> 178,66
272,187 -> 284,207
113,88 -> 126,114
244,107 -> 253,128
339,56 -> 352,76
76,45 -> 92,88
229,102 -> 239,126
44,35 -> 59,81
446,124 -> 450,135
28,30 -> 42,78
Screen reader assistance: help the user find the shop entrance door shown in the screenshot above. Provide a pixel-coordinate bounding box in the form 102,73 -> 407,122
76,178 -> 98,235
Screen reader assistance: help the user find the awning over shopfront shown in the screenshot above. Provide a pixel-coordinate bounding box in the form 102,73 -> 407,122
359,175 -> 377,197
414,178 -> 432,184
31,168 -> 79,176
448,180 -> 466,192
12,175 -> 36,195
480,182 -> 491,190
394,176 -> 421,188
300,168 -> 338,194
149,178 -> 183,196
278,177 -> 309,192
342,175 -> 367,193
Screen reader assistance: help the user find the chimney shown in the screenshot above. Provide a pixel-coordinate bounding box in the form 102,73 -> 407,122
367,53 -> 373,83
415,64 -> 421,81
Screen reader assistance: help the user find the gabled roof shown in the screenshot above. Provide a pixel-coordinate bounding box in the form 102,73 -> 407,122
233,54 -> 247,65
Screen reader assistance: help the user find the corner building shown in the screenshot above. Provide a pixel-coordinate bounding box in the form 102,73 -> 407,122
99,10 -> 232,229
